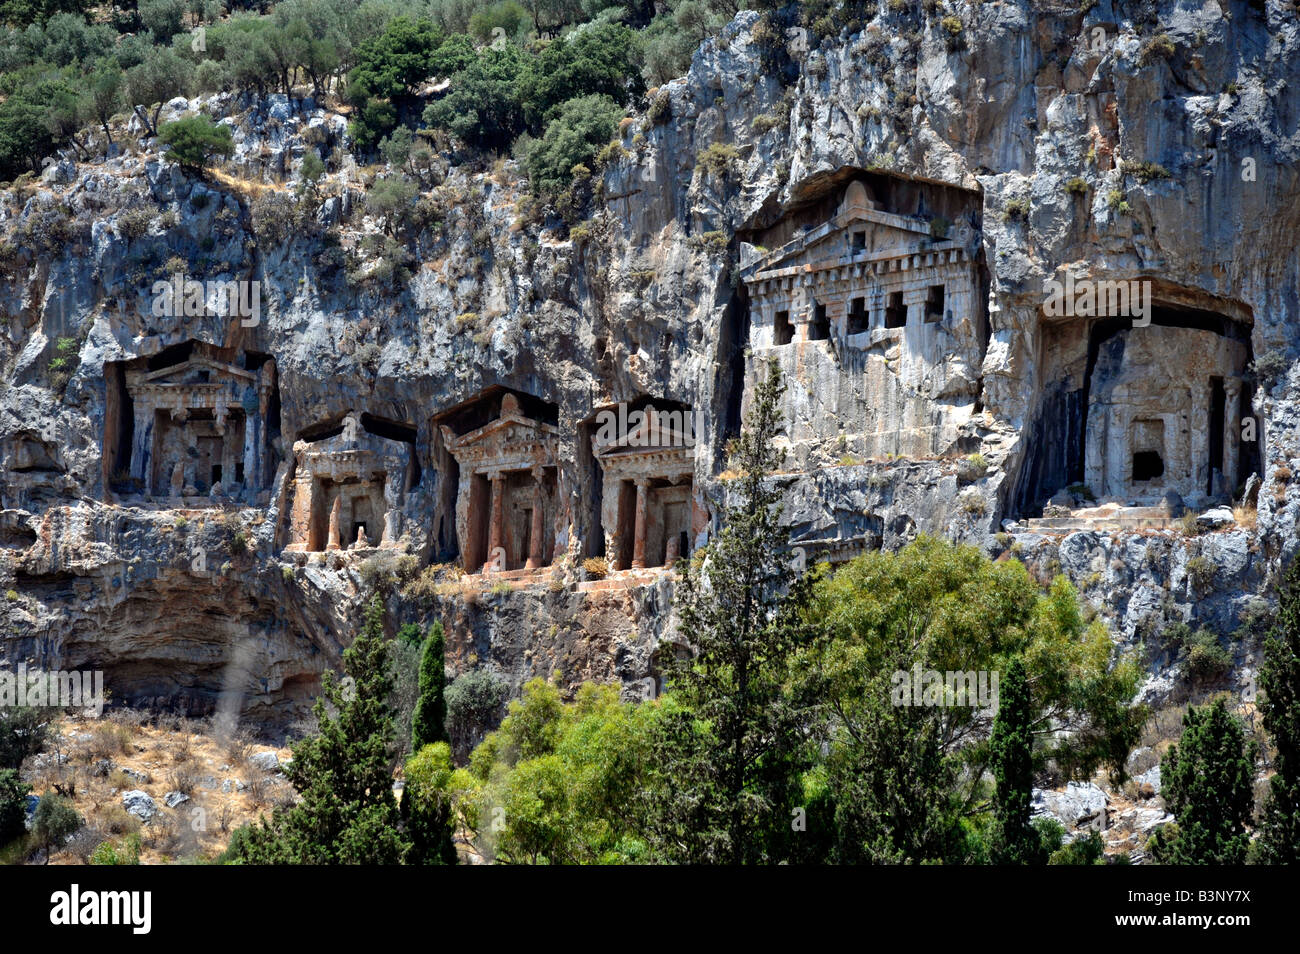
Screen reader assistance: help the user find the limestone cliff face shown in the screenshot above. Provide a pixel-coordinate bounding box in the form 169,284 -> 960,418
2,1 -> 1298,729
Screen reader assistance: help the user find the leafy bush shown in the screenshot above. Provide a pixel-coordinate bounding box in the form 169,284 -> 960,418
33,793 -> 81,862
0,768 -> 29,846
423,44 -> 527,150
697,141 -> 739,179
346,17 -> 464,150
445,668 -> 508,757
1185,555 -> 1216,594
1049,830 -> 1105,864
89,832 -> 141,865
1139,33 -> 1176,65
1182,626 -> 1231,680
366,176 -> 419,235
1251,349 -> 1288,386
516,21 -> 643,129
1003,197 -> 1030,220
157,115 -> 234,172
47,335 -> 80,393
1124,160 -> 1172,184
523,93 -> 624,197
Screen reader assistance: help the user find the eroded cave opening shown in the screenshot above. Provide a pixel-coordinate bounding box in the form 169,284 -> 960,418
103,341 -> 280,504
1013,293 -> 1257,516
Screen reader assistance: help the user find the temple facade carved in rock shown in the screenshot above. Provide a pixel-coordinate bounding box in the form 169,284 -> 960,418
441,393 -> 565,574
591,405 -> 699,571
739,176 -> 986,467
283,412 -> 415,553
110,342 -> 277,505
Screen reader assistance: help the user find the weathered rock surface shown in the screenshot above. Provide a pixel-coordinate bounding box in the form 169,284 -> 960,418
121,790 -> 157,822
0,3 -> 1297,738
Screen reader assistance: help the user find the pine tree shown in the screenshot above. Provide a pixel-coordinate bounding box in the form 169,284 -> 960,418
1257,559 -> 1300,863
227,596 -> 409,864
990,657 -> 1041,864
1159,697 -> 1256,864
411,621 -> 449,751
648,359 -> 815,864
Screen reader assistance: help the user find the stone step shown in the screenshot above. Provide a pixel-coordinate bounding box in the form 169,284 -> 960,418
1024,516 -> 1175,532
576,570 -> 672,592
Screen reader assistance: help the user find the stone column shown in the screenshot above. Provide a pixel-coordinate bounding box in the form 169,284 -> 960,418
631,479 -> 650,569
1191,384 -> 1212,498
326,495 -> 342,551
1224,378 -> 1242,496
243,413 -> 256,491
285,469 -> 314,551
483,473 -> 506,573
133,401 -> 154,487
526,468 -> 546,569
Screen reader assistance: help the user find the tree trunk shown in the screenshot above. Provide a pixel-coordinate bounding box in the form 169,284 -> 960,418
133,104 -> 156,137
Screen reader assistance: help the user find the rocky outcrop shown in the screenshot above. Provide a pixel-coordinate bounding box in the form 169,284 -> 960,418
2,2 -> 1299,735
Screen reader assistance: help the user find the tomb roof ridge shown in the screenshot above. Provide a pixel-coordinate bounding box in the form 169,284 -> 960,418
444,408 -> 560,448
741,208 -> 944,281
139,356 -> 256,385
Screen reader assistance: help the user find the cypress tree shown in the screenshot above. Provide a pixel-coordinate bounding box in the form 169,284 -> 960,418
411,621 -> 449,751
990,657 -> 1040,864
1257,560 -> 1300,863
1159,697 -> 1256,865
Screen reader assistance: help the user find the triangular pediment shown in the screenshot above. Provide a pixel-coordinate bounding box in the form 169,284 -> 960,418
446,411 -> 558,451
747,208 -> 939,281
141,357 -> 254,389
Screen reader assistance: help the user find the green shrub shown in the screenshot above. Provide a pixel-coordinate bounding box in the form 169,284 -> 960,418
1185,555 -> 1216,594
1124,160 -> 1172,184
0,768 -> 28,846
524,94 -> 624,197
423,44 -> 527,150
1251,349 -> 1288,386
1049,830 -> 1105,864
697,142 -> 739,179
1065,177 -> 1089,195
1177,626 -> 1231,679
117,207 -> 153,240
47,335 -> 81,393
446,669 -> 509,755
1139,33 -> 1176,65
1003,197 -> 1030,220
157,115 -> 234,173
90,832 -> 141,865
